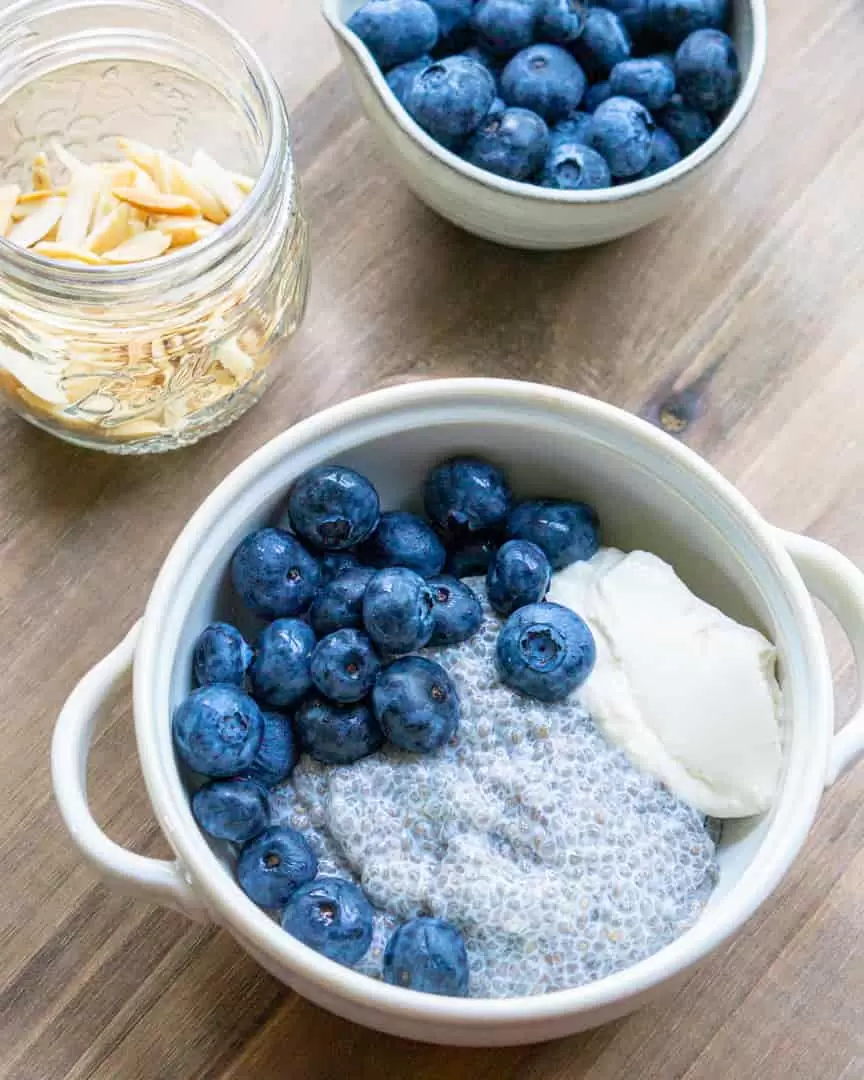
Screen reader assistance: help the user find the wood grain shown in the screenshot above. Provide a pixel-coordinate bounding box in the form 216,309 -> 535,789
2,0 -> 864,1076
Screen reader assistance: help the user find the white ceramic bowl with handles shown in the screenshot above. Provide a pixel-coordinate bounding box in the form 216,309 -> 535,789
53,378 -> 864,1046
320,0 -> 767,249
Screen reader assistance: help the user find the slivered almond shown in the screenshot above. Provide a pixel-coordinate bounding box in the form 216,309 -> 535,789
151,215 -> 214,247
57,168 -> 100,246
164,159 -> 227,224
52,141 -> 87,178
85,203 -> 131,254
231,171 -> 255,195
128,217 -> 147,236
94,161 -> 139,186
14,188 -> 68,209
32,152 -> 52,192
102,229 -> 171,263
192,149 -> 244,214
112,187 -> 199,216
215,337 -> 255,381
116,137 -> 158,175
33,242 -> 104,265
7,197 -> 65,248
130,163 -> 160,194
0,185 -> 21,235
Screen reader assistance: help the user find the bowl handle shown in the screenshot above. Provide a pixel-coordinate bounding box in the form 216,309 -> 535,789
51,622 -> 210,922
779,530 -> 864,786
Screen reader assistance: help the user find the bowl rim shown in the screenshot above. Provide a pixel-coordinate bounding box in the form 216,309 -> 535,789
134,378 -> 831,1028
321,0 -> 767,206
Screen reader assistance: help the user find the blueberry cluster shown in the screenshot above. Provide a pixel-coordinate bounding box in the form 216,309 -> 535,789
347,0 -> 740,188
172,456 -> 601,994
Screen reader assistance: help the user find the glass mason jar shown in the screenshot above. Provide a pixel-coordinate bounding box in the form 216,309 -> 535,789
0,0 -> 310,453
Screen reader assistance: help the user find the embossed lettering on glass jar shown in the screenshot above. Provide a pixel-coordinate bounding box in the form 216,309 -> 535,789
0,0 -> 310,453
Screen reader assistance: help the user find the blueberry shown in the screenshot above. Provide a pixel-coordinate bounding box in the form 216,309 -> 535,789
373,656 -> 459,752
310,629 -> 382,703
582,80 -> 613,111
551,109 -> 594,144
347,0 -> 440,69
674,29 -> 738,113
173,684 -> 263,778
406,55 -> 497,149
459,44 -> 502,76
231,528 -> 321,620
288,466 -> 380,551
632,125 -> 681,177
383,916 -> 469,996
496,601 -> 596,701
250,618 -> 316,708
424,457 -> 512,541
499,45 -> 587,124
193,622 -> 252,688
359,511 -> 446,577
386,54 -> 433,104
282,878 -> 375,965
487,540 -> 551,615
591,95 -> 654,177
506,498 -> 599,568
444,532 -> 501,577
427,575 -> 483,644
363,567 -> 436,654
540,139 -> 610,188
318,550 -> 362,586
426,0 -> 474,49
645,0 -> 729,46
573,7 -> 631,77
295,695 -> 385,765
237,826 -> 318,908
310,566 -> 376,637
486,96 -> 508,121
192,777 -> 269,844
587,0 -> 649,38
464,106 -> 550,181
536,0 -> 586,45
243,710 -> 297,786
471,0 -> 540,57
609,57 -> 676,109
657,92 -> 713,151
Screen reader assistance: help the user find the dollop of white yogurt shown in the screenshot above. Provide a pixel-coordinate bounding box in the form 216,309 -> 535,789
548,549 -> 782,818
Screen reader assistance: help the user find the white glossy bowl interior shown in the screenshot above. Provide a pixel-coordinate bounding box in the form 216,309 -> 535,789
53,379 -> 864,1046
321,0 -> 767,249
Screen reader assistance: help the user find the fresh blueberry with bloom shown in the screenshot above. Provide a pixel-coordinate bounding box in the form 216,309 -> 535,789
359,510 -> 446,576
499,44 -> 587,124
573,7 -> 631,77
632,126 -> 681,177
540,139 -> 610,188
487,539 -> 551,615
192,777 -> 269,844
173,684 -> 263,778
236,826 -> 318,908
287,465 -> 380,551
496,601 -> 596,701
646,0 -> 729,45
427,574 -> 483,645
310,629 -> 382,703
609,57 -> 676,110
373,656 -> 460,752
471,0 -> 540,56
674,29 -> 738,113
657,92 -> 713,152
406,55 -> 497,148
383,916 -> 469,996
445,532 -> 501,577
282,877 -> 375,965
536,0 -> 586,44
386,54 -> 433,103
347,0 -> 440,69
231,528 -> 320,620
486,96 -> 508,121
590,95 -> 654,177
506,498 -> 599,569
424,456 -> 512,541
295,695 -> 385,765
318,550 -> 363,585
243,710 -> 297,786
426,0 -> 474,49
550,110 -> 594,145
363,567 -> 436,653
250,618 -> 316,708
464,106 -> 549,180
582,79 -> 612,111
310,566 -> 376,637
588,0 -> 649,37
192,622 -> 252,688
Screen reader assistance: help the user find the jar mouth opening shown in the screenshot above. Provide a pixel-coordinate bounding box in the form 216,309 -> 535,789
0,0 -> 290,299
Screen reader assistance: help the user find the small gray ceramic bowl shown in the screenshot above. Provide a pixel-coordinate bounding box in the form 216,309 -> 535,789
321,0 -> 766,249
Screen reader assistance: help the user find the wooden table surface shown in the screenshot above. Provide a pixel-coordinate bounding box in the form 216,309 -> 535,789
3,0 -> 864,1076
